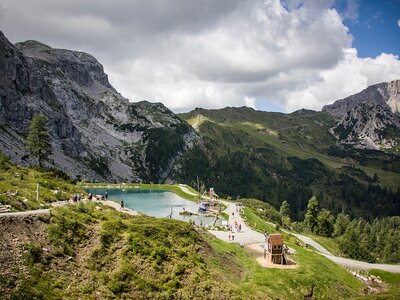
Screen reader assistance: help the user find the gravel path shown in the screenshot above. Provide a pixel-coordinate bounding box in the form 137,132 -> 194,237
0,209 -> 50,217
0,199 -> 139,217
179,185 -> 265,244
177,185 -> 400,273
288,232 -> 333,255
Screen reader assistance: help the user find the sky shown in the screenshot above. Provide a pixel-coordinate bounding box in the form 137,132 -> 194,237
0,0 -> 399,113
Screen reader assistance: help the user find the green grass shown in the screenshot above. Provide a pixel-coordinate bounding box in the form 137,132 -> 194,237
0,154 -> 83,211
303,234 -> 344,257
6,203 -> 241,299
205,233 -> 365,299
241,207 -> 278,234
360,270 -> 400,299
5,201 -> 398,299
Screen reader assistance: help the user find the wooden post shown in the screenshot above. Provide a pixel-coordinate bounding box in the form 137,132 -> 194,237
36,183 -> 39,202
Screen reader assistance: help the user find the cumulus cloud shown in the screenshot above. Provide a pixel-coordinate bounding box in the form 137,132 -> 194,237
0,0 -> 399,112
285,50 -> 400,111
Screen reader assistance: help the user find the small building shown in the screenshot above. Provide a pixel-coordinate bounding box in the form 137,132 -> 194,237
266,234 -> 286,265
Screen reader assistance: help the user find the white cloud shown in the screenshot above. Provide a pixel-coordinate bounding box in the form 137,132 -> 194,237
285,50 -> 400,111
0,0 -> 399,113
398,19 -> 400,28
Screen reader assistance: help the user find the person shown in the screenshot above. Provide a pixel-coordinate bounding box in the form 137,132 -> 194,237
78,194 -> 81,201
228,233 -> 231,241
232,234 -> 235,241
105,191 -> 108,199
239,223 -> 242,231
120,200 -> 124,209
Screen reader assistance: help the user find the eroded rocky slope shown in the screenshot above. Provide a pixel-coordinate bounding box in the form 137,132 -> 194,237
0,31 -> 198,182
323,80 -> 400,152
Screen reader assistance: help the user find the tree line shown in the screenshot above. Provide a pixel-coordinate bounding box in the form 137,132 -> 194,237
281,196 -> 400,263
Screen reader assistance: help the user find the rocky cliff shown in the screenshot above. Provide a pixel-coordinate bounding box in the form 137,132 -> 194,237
322,80 -> 400,152
332,102 -> 400,151
0,31 -> 198,182
322,80 -> 400,119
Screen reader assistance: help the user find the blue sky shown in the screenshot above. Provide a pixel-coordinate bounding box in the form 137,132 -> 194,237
338,0 -> 400,57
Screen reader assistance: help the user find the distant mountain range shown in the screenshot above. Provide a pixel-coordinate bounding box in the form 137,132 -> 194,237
0,31 -> 399,219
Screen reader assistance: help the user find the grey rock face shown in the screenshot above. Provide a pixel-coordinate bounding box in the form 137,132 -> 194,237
322,80 -> 400,153
0,31 -> 199,182
322,80 -> 400,119
332,102 -> 400,151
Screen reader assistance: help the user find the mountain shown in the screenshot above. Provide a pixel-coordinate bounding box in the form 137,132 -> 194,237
177,107 -> 400,220
0,31 -> 399,219
322,80 -> 400,119
0,31 -> 198,183
332,102 -> 400,151
322,80 -> 400,153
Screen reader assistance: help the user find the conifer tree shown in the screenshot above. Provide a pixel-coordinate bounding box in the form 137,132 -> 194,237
304,196 -> 319,233
280,200 -> 291,226
25,114 -> 51,167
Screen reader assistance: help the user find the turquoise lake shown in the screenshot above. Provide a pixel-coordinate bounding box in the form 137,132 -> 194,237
85,188 -> 222,226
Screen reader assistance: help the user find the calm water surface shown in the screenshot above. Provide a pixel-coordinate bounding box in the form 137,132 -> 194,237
85,188 -> 222,226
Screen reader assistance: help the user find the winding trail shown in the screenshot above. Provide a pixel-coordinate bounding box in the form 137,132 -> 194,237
177,185 -> 400,273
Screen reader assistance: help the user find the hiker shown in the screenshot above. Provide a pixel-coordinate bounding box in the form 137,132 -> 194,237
105,191 -> 108,199
232,212 -> 235,219
228,233 -> 231,241
120,200 -> 124,209
78,194 -> 81,201
239,223 -> 242,231
232,234 -> 235,241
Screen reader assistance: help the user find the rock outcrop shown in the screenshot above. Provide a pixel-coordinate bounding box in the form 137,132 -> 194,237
322,80 -> 400,119
322,80 -> 400,152
0,31 -> 198,182
332,102 -> 400,151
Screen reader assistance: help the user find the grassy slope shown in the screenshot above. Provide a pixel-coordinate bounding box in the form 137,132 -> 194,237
178,108 -> 400,221
0,154 -> 84,211
182,108 -> 400,190
238,204 -> 400,299
2,202 -> 380,300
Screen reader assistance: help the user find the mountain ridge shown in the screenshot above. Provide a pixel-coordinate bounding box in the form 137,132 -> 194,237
322,79 -> 400,119
0,31 -> 198,183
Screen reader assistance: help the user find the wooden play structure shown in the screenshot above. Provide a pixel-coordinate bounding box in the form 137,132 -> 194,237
265,234 -> 287,265
199,188 -> 220,211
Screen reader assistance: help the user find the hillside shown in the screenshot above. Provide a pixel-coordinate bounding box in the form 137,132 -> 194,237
177,107 -> 400,220
3,202 -> 395,300
0,31 -> 198,183
0,153 -> 83,211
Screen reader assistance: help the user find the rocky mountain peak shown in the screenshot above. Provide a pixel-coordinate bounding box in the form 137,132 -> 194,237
332,102 -> 400,151
0,31 -> 199,182
15,39 -> 115,92
322,79 -> 400,119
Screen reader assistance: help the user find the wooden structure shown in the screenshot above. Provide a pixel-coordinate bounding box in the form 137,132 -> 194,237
266,234 -> 286,265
